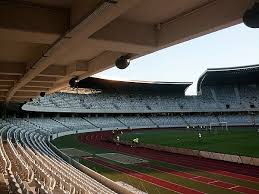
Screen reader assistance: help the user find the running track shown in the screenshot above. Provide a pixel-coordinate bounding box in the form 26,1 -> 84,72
89,140 -> 259,184
140,163 -> 259,194
86,157 -> 204,194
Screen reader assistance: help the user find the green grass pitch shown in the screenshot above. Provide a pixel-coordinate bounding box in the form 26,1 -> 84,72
120,127 -> 259,157
52,127 -> 259,194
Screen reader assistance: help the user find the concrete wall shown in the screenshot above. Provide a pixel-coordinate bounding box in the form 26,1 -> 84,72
128,142 -> 259,166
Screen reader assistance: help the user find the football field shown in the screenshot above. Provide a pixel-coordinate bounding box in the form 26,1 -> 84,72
53,128 -> 259,194
120,127 -> 259,157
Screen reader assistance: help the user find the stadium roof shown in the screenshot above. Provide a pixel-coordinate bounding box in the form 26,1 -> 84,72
73,77 -> 192,94
0,0 -> 254,102
197,64 -> 259,92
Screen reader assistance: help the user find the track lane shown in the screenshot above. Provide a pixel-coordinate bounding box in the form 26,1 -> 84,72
140,163 -> 259,194
89,141 -> 259,185
86,157 -> 204,194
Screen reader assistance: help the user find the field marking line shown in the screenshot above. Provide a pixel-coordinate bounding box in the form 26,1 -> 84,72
229,185 -> 240,189
140,163 -> 247,193
140,158 -> 257,193
97,152 -> 147,164
83,157 -> 181,194
232,186 -> 259,194
146,157 -> 259,193
147,162 -> 259,193
89,141 -> 259,185
88,157 -> 205,194
192,176 -> 202,179
208,180 -> 218,184
144,154 -> 259,185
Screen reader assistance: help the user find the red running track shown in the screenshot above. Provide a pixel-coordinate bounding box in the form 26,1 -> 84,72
89,140 -> 259,184
140,163 -> 259,194
86,157 -> 204,194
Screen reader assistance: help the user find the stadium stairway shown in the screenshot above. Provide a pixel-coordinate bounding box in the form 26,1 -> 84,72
81,116 -> 99,128
52,118 -> 73,130
146,116 -> 158,127
114,116 -> 129,128
180,114 -> 190,126
114,116 -> 128,128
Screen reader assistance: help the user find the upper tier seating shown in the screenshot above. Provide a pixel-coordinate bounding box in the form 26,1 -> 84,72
24,84 -> 259,113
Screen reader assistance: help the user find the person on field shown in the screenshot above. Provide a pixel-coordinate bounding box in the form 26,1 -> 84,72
198,132 -> 202,140
132,137 -> 139,147
116,135 -> 120,146
133,137 -> 139,144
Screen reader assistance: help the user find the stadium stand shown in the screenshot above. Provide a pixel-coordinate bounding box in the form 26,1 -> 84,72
116,115 -> 154,129
0,118 -> 119,194
217,114 -> 253,126
149,115 -> 186,128
183,114 -> 219,127
54,117 -> 96,131
1,64 -> 259,193
84,116 -> 126,129
28,118 -> 70,133
23,65 -> 259,113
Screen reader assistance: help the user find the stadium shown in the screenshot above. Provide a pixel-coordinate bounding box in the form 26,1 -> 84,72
1,0 -> 259,194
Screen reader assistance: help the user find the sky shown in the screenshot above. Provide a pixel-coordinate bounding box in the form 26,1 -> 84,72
95,23 -> 259,95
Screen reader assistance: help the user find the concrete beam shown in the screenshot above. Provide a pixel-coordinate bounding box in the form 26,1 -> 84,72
14,91 -> 40,97
54,61 -> 89,85
158,0 -> 254,48
18,87 -> 48,92
0,1 -> 69,44
0,81 -> 14,87
6,0 -> 141,101
8,97 -> 30,102
0,63 -> 26,75
27,82 -> 53,89
39,65 -> 66,78
32,76 -> 58,83
0,91 -> 7,97
89,19 -> 156,54
48,51 -> 123,93
0,75 -> 20,82
0,87 -> 8,92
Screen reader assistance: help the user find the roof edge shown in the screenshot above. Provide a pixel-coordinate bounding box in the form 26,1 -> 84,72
207,64 -> 259,72
197,64 -> 259,93
92,76 -> 193,85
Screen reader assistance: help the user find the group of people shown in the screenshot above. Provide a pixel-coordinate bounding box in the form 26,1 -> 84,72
112,129 -> 140,146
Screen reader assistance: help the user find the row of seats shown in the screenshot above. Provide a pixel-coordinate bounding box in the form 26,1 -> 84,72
0,119 -> 117,194
0,113 -> 256,193
8,114 -> 257,132
25,84 -> 259,113
43,114 -> 258,129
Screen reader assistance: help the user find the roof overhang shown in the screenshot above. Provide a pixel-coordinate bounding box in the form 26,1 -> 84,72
70,77 -> 192,94
0,0 -> 255,102
197,64 -> 259,92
